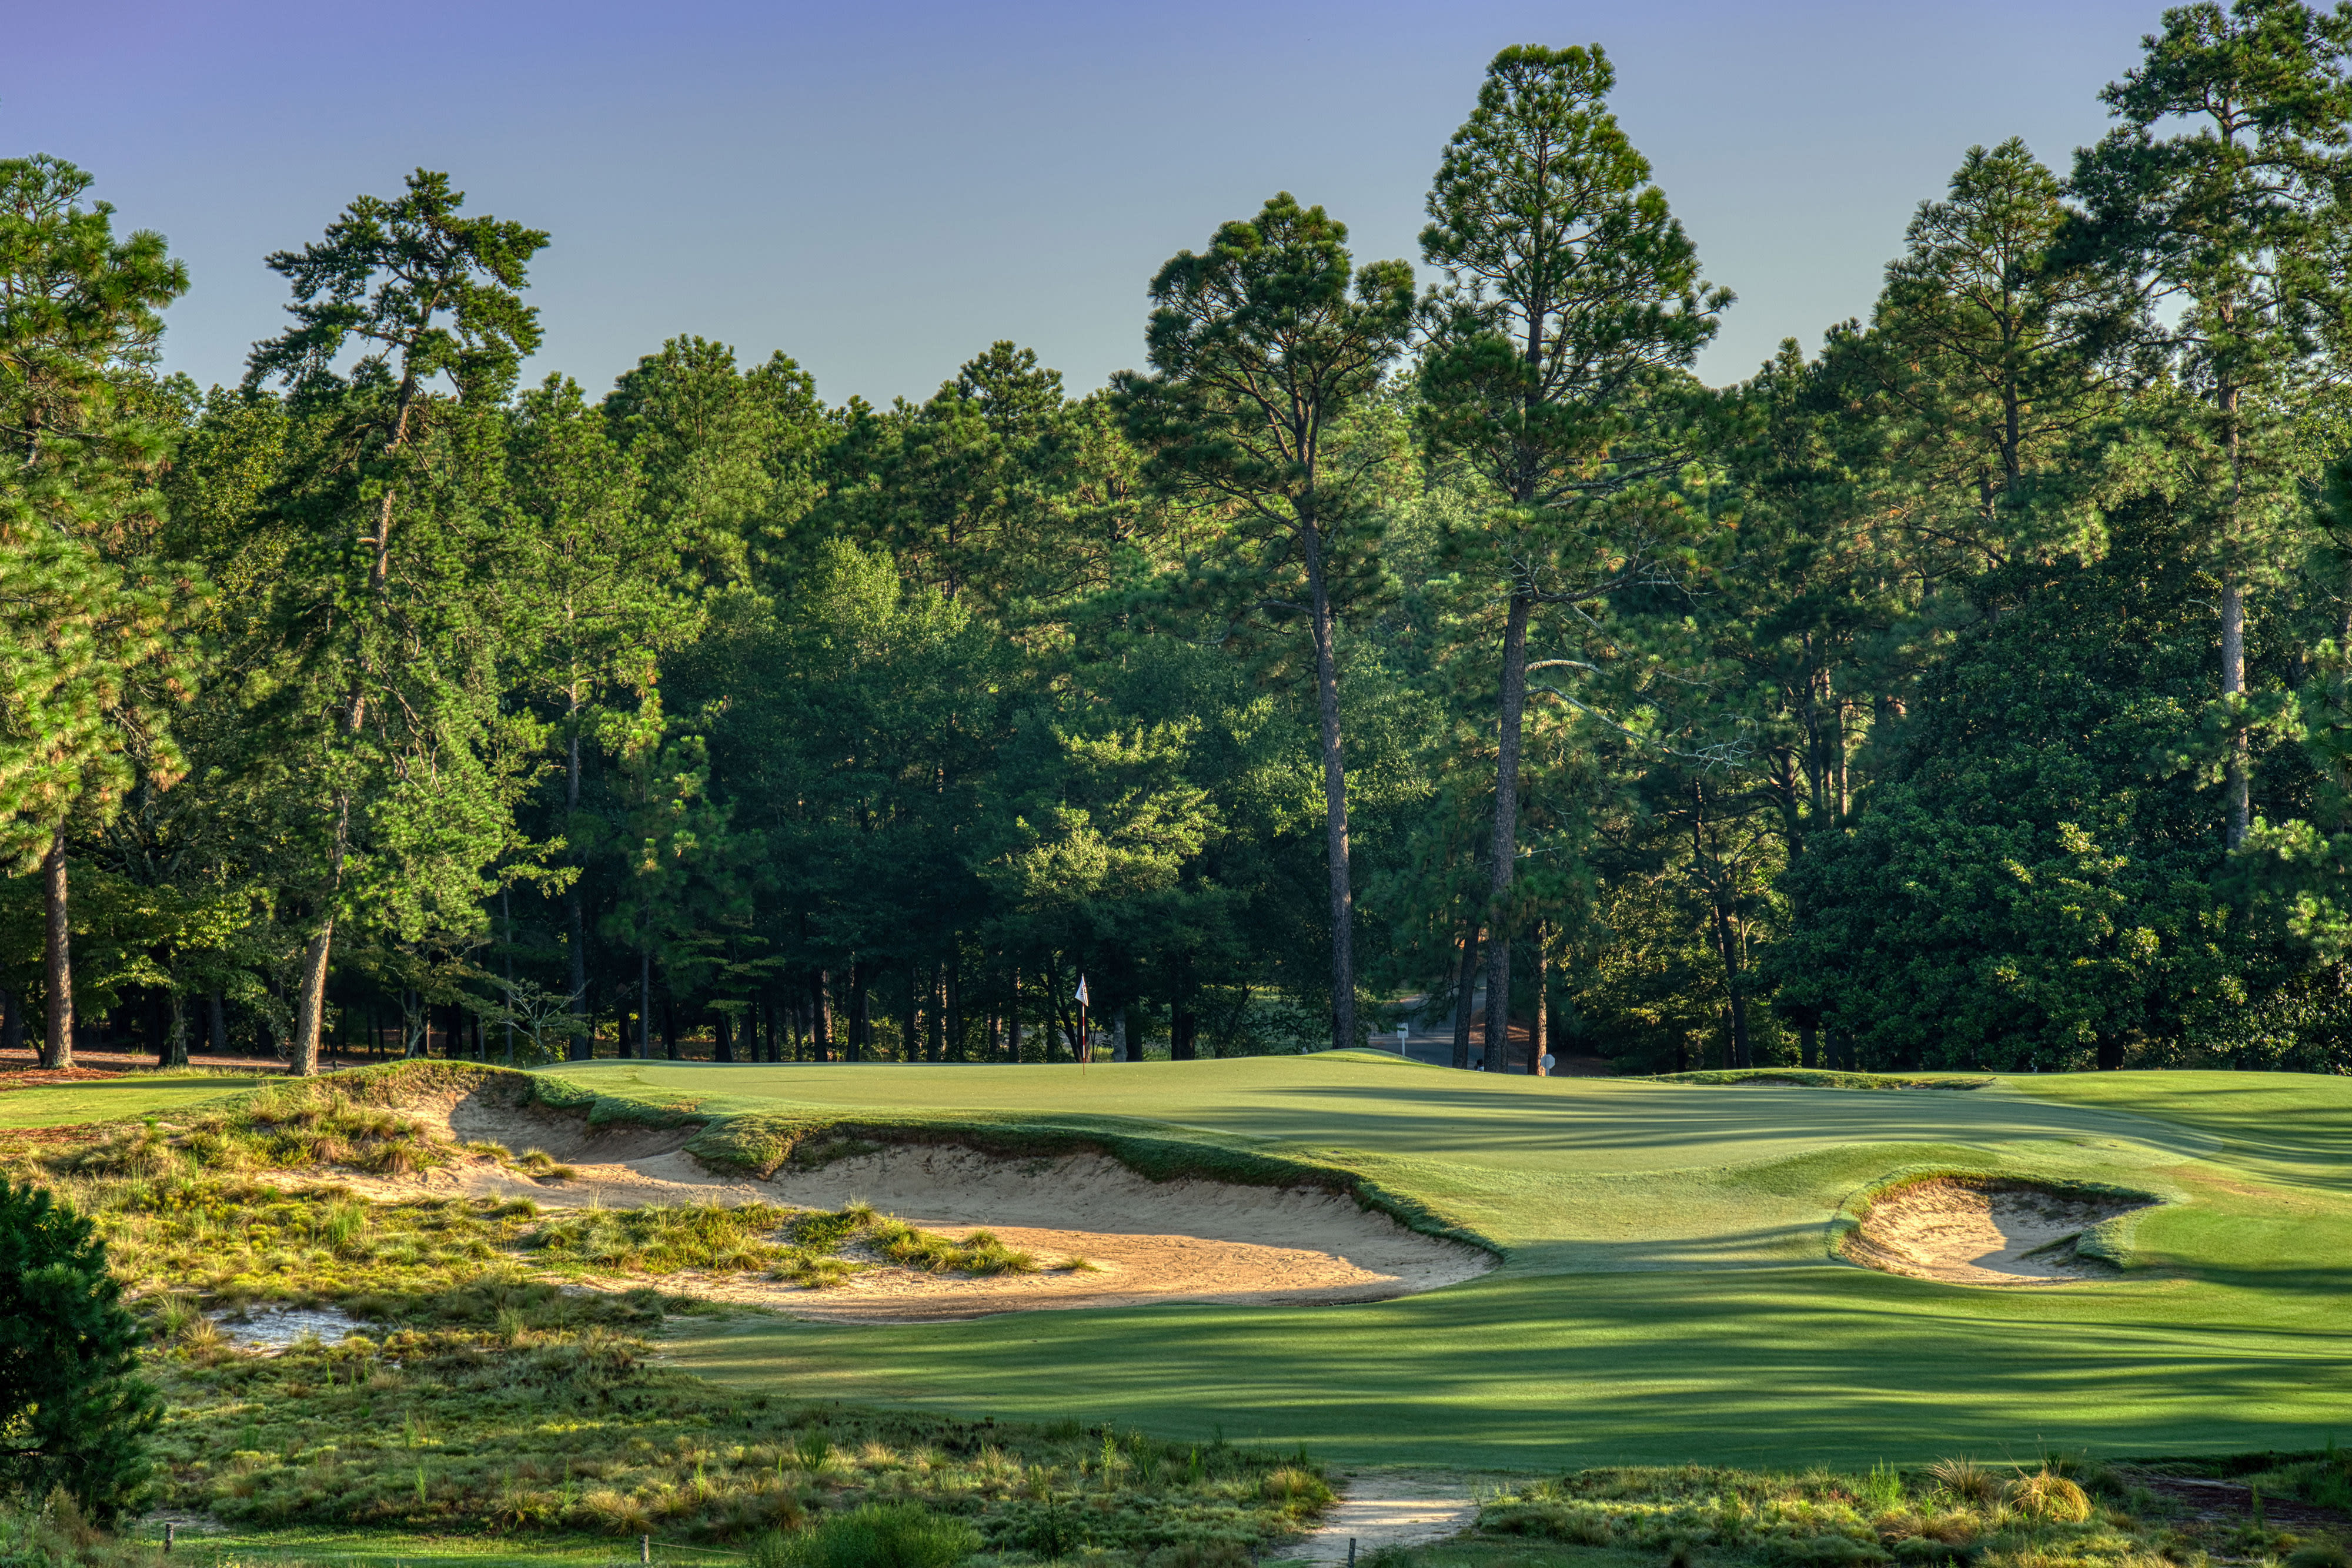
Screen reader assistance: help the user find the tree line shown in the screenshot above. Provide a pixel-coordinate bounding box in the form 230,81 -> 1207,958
9,2 -> 2352,1078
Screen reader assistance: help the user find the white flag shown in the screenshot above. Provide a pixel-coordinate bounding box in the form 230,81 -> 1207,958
1074,974 -> 1090,1006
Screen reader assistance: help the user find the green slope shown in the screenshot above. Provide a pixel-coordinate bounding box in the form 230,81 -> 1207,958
0,1075 -> 255,1128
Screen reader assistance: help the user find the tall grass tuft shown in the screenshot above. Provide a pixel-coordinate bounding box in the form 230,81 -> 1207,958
1929,1458 -> 2000,1506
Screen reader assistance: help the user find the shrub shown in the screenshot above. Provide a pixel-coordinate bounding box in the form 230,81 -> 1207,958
1258,1464 -> 1332,1510
756,1502 -> 980,1567
0,1178 -> 161,1524
2005,1472 -> 2092,1523
2287,1545 -> 2351,1568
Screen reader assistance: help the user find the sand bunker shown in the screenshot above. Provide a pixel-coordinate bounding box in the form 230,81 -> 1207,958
362,1088 -> 1492,1321
1847,1176 -> 2155,1286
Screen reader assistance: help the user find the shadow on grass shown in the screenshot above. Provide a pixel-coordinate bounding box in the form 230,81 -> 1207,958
671,1263 -> 2352,1470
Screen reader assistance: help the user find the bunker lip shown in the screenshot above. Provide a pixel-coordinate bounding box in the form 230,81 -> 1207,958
1845,1175 -> 2157,1286
374,1086 -> 1494,1319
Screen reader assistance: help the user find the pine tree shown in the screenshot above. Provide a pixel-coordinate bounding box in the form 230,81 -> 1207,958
243,169 -> 548,1074
0,155 -> 193,1068
1114,194 -> 1414,1052
0,1175 -> 161,1522
1418,46 -> 1727,1071
2070,0 -> 2352,845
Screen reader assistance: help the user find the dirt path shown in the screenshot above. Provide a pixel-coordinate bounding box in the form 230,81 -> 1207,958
1284,1472 -> 1478,1563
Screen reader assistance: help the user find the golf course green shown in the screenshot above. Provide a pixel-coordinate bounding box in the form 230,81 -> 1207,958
548,1055 -> 2352,1471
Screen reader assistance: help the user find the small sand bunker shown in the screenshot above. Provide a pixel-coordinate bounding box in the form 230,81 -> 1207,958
364,1088 -> 1492,1321
1847,1177 -> 2155,1286
217,1305 -> 365,1350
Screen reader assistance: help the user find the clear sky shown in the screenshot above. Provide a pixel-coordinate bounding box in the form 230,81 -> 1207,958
16,0 -> 2159,406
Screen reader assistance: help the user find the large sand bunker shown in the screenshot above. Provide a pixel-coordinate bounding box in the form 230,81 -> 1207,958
370,1086 -> 1492,1321
1846,1176 -> 2156,1286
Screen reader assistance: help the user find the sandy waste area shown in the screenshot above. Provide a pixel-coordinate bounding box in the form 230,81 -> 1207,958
1846,1177 -> 2154,1285
332,1089 -> 1492,1322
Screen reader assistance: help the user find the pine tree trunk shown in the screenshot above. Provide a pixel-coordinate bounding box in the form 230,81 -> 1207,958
1484,593 -> 1532,1074
41,829 -> 73,1070
714,1009 -> 733,1063
2223,576 -> 2249,844
1008,965 -> 1022,1062
288,922 -> 330,1074
946,951 -> 963,1062
662,991 -> 677,1060
1451,926 -> 1481,1071
813,969 -> 833,1061
1171,954 -> 1197,1061
1299,520 -> 1357,1052
2,987 -> 22,1056
1531,922 -> 1549,1075
848,961 -> 867,1062
927,964 -> 945,1062
903,967 -> 919,1062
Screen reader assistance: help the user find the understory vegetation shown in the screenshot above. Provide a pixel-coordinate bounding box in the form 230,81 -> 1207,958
145,1286 -> 1330,1559
1366,1456 -> 2352,1568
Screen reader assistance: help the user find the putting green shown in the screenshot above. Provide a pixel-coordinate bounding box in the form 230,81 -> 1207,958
542,1057 -> 2352,1470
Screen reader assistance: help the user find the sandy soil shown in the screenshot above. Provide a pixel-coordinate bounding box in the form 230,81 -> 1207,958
1288,1472 -> 1478,1562
347,1089 -> 1492,1322
1847,1178 -> 2154,1286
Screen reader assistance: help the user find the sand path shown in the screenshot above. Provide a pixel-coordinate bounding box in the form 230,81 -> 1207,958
1284,1472 -> 1478,1563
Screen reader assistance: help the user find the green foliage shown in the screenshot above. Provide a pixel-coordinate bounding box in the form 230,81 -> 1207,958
0,1178 -> 160,1524
752,1502 -> 978,1568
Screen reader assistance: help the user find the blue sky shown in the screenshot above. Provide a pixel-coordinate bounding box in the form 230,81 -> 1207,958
17,0 -> 2159,404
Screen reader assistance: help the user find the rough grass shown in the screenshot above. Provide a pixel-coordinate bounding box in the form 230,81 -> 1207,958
1449,1457 -> 2346,1568
145,1286 -> 1329,1556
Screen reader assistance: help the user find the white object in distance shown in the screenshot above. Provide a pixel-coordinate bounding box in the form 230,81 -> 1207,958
1396,1024 -> 1410,1057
